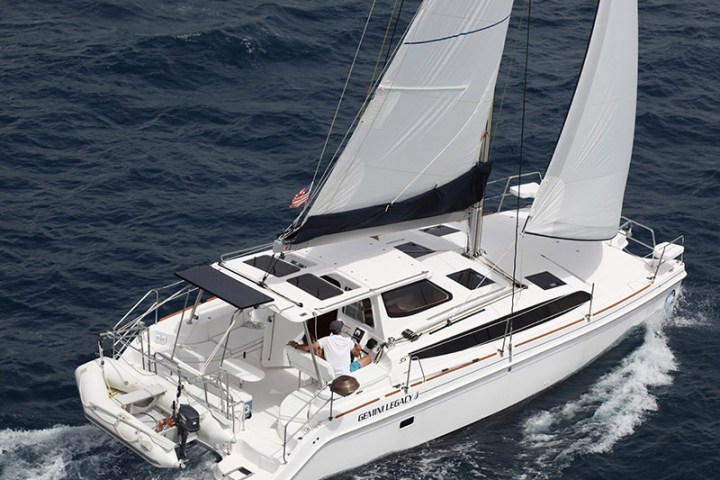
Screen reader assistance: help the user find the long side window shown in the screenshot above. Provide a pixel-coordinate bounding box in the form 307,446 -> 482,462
412,291 -> 591,359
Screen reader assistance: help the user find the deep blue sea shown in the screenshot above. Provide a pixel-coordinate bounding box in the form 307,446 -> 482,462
1,1 -> 718,479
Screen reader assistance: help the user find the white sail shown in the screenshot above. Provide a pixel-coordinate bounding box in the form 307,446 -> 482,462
288,0 -> 514,245
525,0 -> 638,241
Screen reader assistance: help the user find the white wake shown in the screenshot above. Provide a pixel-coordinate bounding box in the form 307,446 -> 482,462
514,313 -> 679,479
0,424 -> 216,480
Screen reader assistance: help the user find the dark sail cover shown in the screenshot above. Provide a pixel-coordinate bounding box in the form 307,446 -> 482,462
288,162 -> 491,245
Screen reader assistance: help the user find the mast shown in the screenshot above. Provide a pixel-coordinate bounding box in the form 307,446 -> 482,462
466,111 -> 493,258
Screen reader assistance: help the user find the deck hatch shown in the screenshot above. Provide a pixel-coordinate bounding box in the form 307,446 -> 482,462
526,271 -> 566,290
244,255 -> 300,277
288,273 -> 344,300
448,269 -> 495,290
394,241 -> 435,258
175,265 -> 273,309
422,225 -> 460,237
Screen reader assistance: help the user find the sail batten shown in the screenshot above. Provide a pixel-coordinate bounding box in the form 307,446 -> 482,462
525,0 -> 638,241
286,0 -> 514,246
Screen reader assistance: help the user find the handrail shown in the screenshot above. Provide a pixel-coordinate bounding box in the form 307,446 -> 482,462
493,171 -> 543,212
97,339 -> 241,426
281,386 -> 332,464
617,217 -> 685,283
106,281 -> 194,357
404,355 -> 425,392
113,280 -> 188,331
152,351 -> 241,421
97,275 -> 251,430
650,234 -> 685,282
619,216 -> 657,253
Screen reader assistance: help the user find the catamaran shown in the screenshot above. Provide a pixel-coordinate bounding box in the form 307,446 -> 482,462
75,0 -> 686,478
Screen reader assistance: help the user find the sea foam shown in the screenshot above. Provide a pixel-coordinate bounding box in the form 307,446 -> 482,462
0,424 -> 216,480
516,312 -> 678,479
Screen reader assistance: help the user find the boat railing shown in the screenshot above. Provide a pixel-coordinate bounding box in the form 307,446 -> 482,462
152,350 -> 245,426
281,386 -> 332,464
96,280 -> 253,432
619,216 -> 685,282
486,171 -> 543,213
619,216 -> 657,252
404,356 -> 426,392
400,290 -> 600,384
104,281 -> 195,357
97,324 -> 243,428
220,242 -> 274,263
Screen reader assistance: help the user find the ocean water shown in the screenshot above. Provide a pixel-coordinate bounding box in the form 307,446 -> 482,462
1,1 -> 718,479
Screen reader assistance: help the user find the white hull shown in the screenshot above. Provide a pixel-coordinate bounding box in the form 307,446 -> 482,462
279,276 -> 682,480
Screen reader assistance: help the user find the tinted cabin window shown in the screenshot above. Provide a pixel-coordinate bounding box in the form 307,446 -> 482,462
244,255 -> 300,277
288,274 -> 343,300
412,291 -> 591,359
448,269 -> 495,290
383,280 -> 451,318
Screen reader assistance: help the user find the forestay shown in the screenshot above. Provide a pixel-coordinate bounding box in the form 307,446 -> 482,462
286,0 -> 514,246
525,0 -> 638,241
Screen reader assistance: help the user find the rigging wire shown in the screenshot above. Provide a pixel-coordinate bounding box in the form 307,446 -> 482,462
288,4 -> 420,230
365,0 -> 404,103
491,10 -> 526,148
382,0 -> 406,68
305,0 -> 379,210
501,0 -> 532,356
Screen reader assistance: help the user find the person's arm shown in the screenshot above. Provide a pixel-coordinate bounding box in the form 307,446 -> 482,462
351,342 -> 362,358
288,339 -> 322,357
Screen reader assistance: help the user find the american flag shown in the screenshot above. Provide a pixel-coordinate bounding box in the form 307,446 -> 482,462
289,185 -> 310,208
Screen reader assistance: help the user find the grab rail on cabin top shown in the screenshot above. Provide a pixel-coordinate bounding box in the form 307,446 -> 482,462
220,242 -> 274,263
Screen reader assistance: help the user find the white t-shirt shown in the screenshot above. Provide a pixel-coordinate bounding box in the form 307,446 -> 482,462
317,334 -> 356,377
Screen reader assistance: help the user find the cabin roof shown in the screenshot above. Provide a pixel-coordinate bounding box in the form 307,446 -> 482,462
219,224 -> 471,315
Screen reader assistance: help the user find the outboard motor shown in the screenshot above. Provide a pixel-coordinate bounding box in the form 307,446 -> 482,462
174,403 -> 200,460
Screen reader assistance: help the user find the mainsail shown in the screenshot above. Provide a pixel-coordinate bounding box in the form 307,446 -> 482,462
285,0 -> 514,246
525,0 -> 638,241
